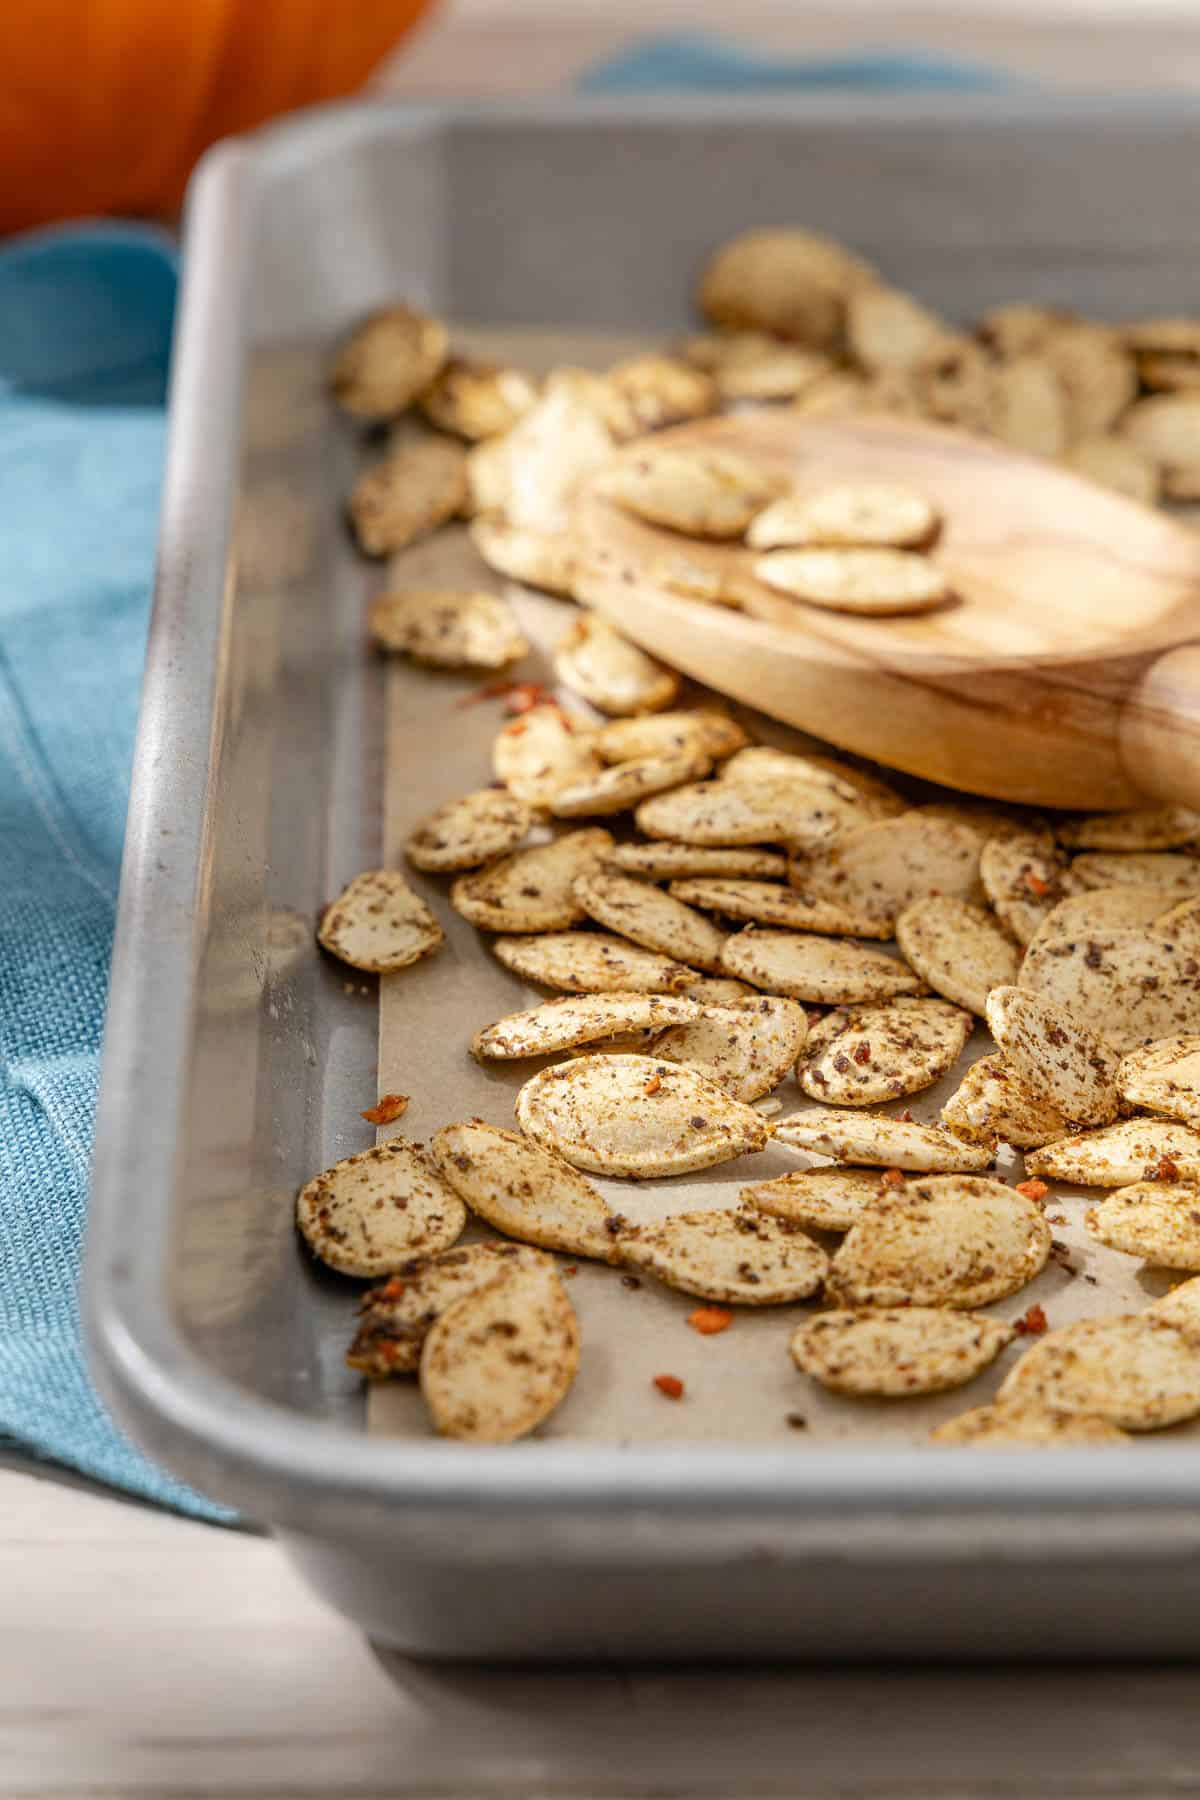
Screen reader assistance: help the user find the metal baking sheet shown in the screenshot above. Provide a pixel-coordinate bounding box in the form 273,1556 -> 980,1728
87,97 -> 1200,1659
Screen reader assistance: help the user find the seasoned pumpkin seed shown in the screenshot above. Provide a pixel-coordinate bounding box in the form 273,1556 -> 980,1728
699,227 -> 877,347
941,1052 -> 1070,1150
492,931 -> 698,995
595,710 -> 748,766
1062,434 -> 1160,504
469,517 -> 578,598
986,985 -> 1120,1127
719,745 -> 904,808
332,304 -> 449,420
1026,1118 -> 1200,1187
774,1108 -> 994,1172
980,830 -> 1080,945
1019,927 -> 1200,1051
827,1174 -> 1051,1308
515,1053 -> 770,1178
1072,851 -> 1200,893
406,787 -> 532,872
998,1314 -> 1200,1430
607,353 -> 718,432
895,896 -> 1020,1016
471,991 -> 699,1061
1118,1036 -> 1200,1124
617,1208 -> 828,1304
573,867 -> 728,972
420,1255 -> 579,1443
931,1403 -> 1129,1446
799,997 -> 972,1106
419,358 -> 538,440
432,1120 -> 619,1261
651,995 -> 809,1101
637,775 -> 867,849
1085,1182 -> 1200,1270
451,830 -> 612,933
1023,885 -> 1177,957
755,546 -> 948,616
721,929 -> 925,1004
741,1166 -> 888,1233
349,435 -> 469,556
476,377 -> 618,535
317,869 -> 444,973
598,444 -> 785,540
669,877 -> 889,938
553,615 -> 680,717
368,588 -> 528,670
847,287 -> 947,374
793,814 -> 980,932
607,844 -> 788,882
296,1139 -> 467,1278
1147,1275 -> 1200,1343
347,1242 -> 541,1376
492,706 -> 602,811
747,483 -> 938,552
1056,806 -> 1200,852
1121,393 -> 1200,499
551,750 -> 711,819
790,1308 -> 1014,1397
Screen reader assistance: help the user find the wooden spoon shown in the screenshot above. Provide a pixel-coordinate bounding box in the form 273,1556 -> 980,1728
571,412 -> 1200,810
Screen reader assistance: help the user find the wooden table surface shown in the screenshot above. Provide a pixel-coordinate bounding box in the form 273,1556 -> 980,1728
12,5 -> 1200,1794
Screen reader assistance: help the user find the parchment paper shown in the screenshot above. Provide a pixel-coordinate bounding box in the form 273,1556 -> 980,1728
369,329 -> 1194,1448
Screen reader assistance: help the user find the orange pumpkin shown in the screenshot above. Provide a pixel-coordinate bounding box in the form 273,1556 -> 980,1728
0,0 -> 433,233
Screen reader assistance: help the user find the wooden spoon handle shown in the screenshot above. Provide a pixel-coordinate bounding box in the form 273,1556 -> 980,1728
1120,645 -> 1200,811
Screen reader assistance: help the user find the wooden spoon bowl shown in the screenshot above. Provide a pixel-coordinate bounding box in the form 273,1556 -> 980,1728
571,412 -> 1200,810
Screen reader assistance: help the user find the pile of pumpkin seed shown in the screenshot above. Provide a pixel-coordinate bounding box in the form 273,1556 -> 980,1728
298,229 -> 1200,1446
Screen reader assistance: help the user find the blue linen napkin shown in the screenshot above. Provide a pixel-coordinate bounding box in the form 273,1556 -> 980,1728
0,43 -> 988,1520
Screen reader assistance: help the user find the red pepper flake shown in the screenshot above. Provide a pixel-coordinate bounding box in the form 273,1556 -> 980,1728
653,1373 -> 685,1400
897,1108 -> 914,1123
687,1305 -> 733,1336
379,1276 -> 408,1300
361,1092 -> 409,1125
1016,1178 -> 1049,1203
1024,870 -> 1049,898
881,1168 -> 905,1188
853,1042 -> 872,1065
455,678 -> 556,714
1014,1303 -> 1048,1336
1152,1156 -> 1181,1182
561,1265 -> 579,1279
643,1072 -> 662,1096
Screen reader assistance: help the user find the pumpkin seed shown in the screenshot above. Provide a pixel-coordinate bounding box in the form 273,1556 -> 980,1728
553,615 -> 680,717
476,377 -> 619,535
799,997 -> 972,1106
1085,1182 -> 1200,1270
747,483 -> 939,552
651,995 -> 809,1101
986,984 -> 1121,1127
722,929 -> 924,1004
598,444 -> 785,540
1118,1036 -> 1200,1124
988,355 -> 1068,457
1147,1275 -> 1200,1344
406,787 -> 532,872
347,1242 -> 542,1376
1121,393 -> 1200,499
595,710 -> 748,766
670,877 -> 890,939
914,802 -> 1029,845
1062,434 -> 1160,504
492,705 -> 602,811
332,303 -> 449,420
492,931 -> 698,995
515,1053 -> 770,1178
980,830 -> 1081,945
451,829 -> 612,933
931,1403 -> 1129,1446
419,358 -> 538,440
1024,885 -> 1177,957
703,339 -> 833,403
790,1307 -> 1014,1398
607,353 -> 718,431
573,867 -> 728,972
895,896 -> 1020,1017
940,1052 -> 1070,1150
368,588 -> 528,670
432,1120 -> 619,1261
998,1314 -> 1200,1430
471,991 -> 699,1061
1019,927 -> 1200,1051
719,746 -> 905,808
683,974 -> 758,1003
317,869 -> 444,973
551,750 -> 711,819
793,815 -> 981,932
847,286 -> 947,373
741,1166 -> 887,1232
420,1255 -> 580,1443
648,550 -> 735,607
296,1139 -> 467,1278
607,844 -> 788,882
774,1108 -> 994,1172
349,435 -> 469,556
469,517 -> 577,598
827,1174 -> 1050,1308
636,774 -> 861,848
755,546 -> 948,616
1154,895 -> 1200,941
1056,806 -> 1200,852
1026,1118 -> 1200,1186
1072,851 -> 1200,893
699,228 -> 877,347
617,1208 -> 827,1304
1045,324 -> 1138,440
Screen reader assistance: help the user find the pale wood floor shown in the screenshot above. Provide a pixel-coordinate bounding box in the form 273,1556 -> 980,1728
12,4 -> 1200,1793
